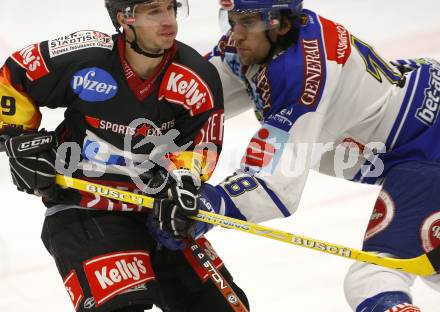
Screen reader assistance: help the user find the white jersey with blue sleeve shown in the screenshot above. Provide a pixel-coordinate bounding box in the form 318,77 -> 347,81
207,9 -> 440,223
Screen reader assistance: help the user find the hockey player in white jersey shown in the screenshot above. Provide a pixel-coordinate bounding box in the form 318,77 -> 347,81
149,0 -> 440,311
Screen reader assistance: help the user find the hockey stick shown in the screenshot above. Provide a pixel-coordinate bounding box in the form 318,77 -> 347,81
184,238 -> 249,312
54,174 -> 440,277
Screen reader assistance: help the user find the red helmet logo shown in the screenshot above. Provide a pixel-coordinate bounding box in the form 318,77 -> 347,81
220,0 -> 234,11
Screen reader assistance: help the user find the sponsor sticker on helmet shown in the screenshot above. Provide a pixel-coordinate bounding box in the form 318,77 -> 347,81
70,67 -> 118,102
83,251 -> 155,307
220,0 -> 234,11
49,30 -> 114,58
11,43 -> 50,81
158,63 -> 214,116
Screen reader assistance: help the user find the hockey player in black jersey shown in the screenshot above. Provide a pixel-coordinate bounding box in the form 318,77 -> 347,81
0,0 -> 248,311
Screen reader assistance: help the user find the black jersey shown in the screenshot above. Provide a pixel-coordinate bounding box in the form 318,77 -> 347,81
0,30 -> 224,212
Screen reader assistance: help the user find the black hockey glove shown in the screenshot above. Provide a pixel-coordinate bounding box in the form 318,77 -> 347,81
151,168 -> 201,237
4,130 -> 58,200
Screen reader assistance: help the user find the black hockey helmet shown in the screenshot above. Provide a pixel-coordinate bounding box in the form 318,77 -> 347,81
105,0 -> 189,30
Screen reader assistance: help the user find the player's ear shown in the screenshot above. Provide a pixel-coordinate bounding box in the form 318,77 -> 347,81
277,16 -> 292,36
116,11 -> 129,32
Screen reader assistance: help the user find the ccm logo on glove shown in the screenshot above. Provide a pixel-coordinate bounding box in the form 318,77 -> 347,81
17,135 -> 54,152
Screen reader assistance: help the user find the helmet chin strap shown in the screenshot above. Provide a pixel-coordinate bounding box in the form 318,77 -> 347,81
126,25 -> 165,58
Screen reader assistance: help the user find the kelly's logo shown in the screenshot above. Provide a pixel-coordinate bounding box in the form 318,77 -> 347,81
83,251 -> 155,307
11,43 -> 50,81
159,63 -> 214,116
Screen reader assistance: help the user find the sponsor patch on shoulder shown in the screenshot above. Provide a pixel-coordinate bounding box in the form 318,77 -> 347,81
159,62 -> 215,116
49,30 -> 113,58
11,43 -> 50,81
70,67 -> 118,102
319,16 -> 351,65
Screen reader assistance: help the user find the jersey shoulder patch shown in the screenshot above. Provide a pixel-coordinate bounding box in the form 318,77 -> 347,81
318,15 -> 351,65
10,42 -> 50,81
47,30 -> 114,58
9,30 -> 115,82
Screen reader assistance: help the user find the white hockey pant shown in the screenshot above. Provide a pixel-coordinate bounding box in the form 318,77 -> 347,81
344,252 -> 440,311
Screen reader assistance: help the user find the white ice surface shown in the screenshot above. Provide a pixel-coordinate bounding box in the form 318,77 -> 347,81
0,1 -> 439,311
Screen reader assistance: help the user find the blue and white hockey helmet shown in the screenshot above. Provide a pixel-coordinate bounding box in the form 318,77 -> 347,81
220,0 -> 302,13
219,0 -> 303,33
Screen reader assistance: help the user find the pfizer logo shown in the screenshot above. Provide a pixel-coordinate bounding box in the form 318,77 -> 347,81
364,190 -> 395,241
421,211 -> 440,252
70,67 -> 118,102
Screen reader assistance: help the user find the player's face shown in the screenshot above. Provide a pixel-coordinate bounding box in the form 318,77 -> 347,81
128,0 -> 178,52
229,12 -> 273,65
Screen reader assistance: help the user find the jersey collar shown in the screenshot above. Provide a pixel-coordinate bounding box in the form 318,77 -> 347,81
117,35 -> 177,101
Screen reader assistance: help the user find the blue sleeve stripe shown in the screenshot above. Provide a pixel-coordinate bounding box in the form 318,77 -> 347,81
215,186 -> 248,221
255,177 -> 291,218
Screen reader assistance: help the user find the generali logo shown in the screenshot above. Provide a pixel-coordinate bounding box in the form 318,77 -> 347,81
83,251 -> 155,307
256,66 -> 272,113
300,39 -> 323,106
421,211 -> 440,252
159,63 -> 214,116
11,43 -> 50,81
